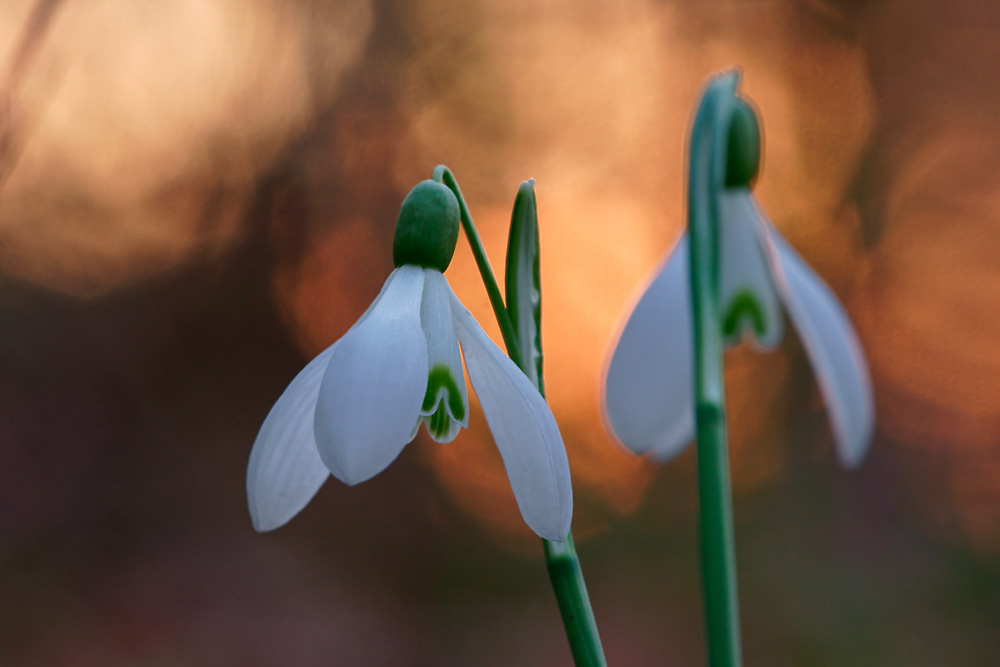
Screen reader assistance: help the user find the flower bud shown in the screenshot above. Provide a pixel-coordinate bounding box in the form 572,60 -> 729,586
393,180 -> 461,271
725,99 -> 761,188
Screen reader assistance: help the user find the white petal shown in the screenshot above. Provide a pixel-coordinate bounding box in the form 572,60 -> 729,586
245,272 -> 398,530
450,292 -> 572,541
247,345 -> 334,531
419,270 -> 469,443
718,189 -> 784,349
314,265 -> 428,484
765,225 -> 875,467
603,235 -> 695,460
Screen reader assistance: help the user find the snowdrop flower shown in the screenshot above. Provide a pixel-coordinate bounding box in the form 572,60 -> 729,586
604,100 -> 874,468
248,180 -> 572,541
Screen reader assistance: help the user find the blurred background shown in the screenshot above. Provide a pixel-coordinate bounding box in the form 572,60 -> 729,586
1,0 -> 999,664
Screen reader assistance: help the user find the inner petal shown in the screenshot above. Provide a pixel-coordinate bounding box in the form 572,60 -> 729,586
717,188 -> 784,349
420,364 -> 466,442
419,270 -> 470,443
422,364 -> 467,420
722,289 -> 766,339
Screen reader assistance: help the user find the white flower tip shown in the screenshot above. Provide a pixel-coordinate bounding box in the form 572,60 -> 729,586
246,484 -> 294,532
490,416 -> 574,543
838,442 -> 868,470
519,472 -> 573,541
834,393 -> 875,470
547,504 -> 574,542
324,455 -> 383,487
249,506 -> 283,533
246,464 -> 326,532
535,522 -> 572,543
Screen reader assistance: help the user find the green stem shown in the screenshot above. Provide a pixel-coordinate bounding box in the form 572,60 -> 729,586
687,74 -> 743,667
434,165 -> 606,666
543,534 -> 606,667
433,165 -> 522,367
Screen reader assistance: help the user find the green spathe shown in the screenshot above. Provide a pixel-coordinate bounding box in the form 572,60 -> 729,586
393,180 -> 461,271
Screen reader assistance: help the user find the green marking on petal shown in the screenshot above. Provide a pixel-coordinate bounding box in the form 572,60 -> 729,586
426,406 -> 452,440
722,289 -> 766,339
422,364 -> 466,421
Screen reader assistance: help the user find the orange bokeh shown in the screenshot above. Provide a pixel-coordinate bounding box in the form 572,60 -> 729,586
2,0 -> 1000,550
0,0 -> 371,296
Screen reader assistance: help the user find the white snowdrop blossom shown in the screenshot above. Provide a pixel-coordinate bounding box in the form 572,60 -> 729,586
604,188 -> 874,468
247,181 -> 572,541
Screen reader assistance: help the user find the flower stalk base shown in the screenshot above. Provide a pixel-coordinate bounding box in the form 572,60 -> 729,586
543,535 -> 607,667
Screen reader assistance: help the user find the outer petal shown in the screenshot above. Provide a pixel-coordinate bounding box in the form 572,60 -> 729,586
247,344 -> 335,531
450,291 -> 572,541
419,270 -> 469,443
762,221 -> 875,467
718,189 -> 784,349
315,265 -> 428,484
603,235 -> 695,460
246,269 -> 399,530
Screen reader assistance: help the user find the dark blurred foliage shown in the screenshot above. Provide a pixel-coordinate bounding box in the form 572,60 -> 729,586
0,0 -> 999,664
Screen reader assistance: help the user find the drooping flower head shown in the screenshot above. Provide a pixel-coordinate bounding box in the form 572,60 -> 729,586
604,75 -> 874,468
248,180 -> 573,541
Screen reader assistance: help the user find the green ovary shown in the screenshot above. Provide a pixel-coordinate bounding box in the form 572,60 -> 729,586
722,289 -> 766,338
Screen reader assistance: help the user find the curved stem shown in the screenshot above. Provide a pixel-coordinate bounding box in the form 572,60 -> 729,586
687,73 -> 744,667
433,165 -> 522,368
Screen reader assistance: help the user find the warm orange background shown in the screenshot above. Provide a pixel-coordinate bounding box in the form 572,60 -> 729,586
1,1 -> 998,664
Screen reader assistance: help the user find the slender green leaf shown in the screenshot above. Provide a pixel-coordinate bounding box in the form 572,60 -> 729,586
504,179 -> 544,394
504,179 -> 606,666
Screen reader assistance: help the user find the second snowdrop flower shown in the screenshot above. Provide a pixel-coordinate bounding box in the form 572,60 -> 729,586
604,93 -> 874,468
248,180 -> 572,541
